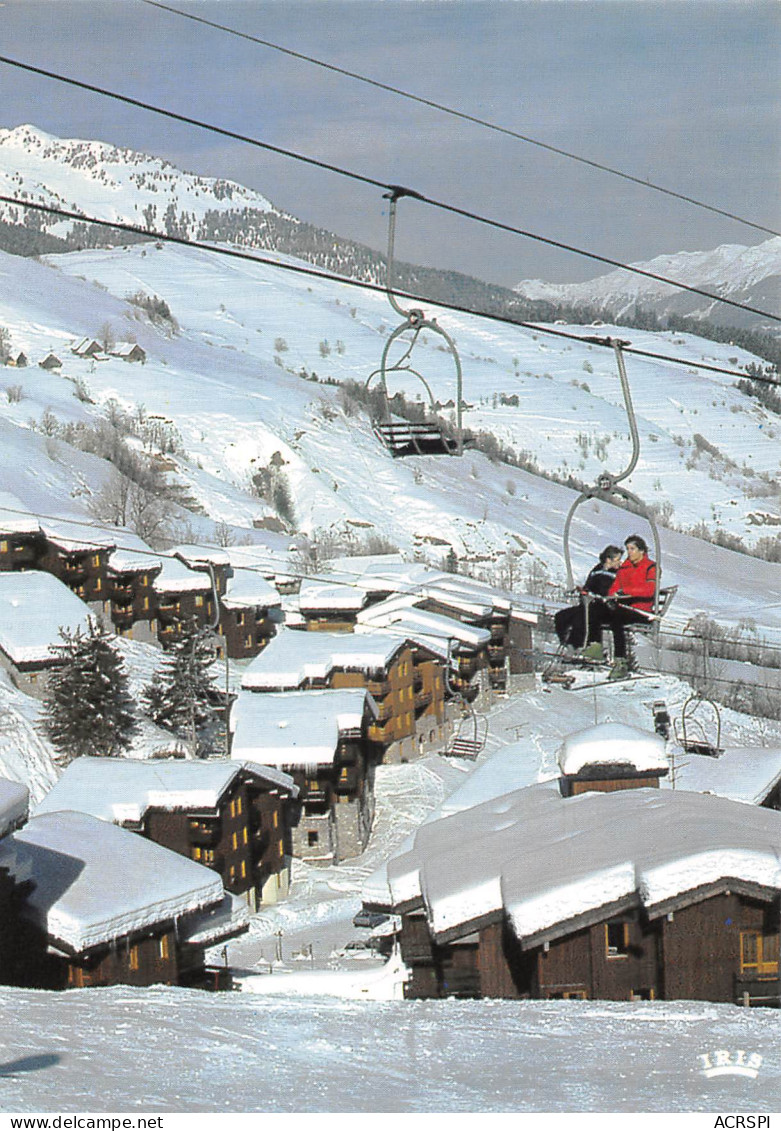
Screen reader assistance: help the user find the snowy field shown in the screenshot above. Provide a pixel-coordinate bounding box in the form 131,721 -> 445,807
0,987 -> 777,1113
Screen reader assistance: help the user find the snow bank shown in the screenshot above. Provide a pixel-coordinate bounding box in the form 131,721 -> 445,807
558,721 -> 669,776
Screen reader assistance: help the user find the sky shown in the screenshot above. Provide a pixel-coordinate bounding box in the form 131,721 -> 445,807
1,0 -> 779,288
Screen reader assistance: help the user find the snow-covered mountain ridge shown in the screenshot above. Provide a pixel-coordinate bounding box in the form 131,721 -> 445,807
0,123 -> 286,240
515,238 -> 781,333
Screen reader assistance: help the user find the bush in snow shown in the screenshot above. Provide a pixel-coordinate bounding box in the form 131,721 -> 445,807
43,619 -> 136,763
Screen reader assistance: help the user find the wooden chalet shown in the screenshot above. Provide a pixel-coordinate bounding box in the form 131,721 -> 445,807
35,758 -> 298,911
298,578 -> 370,632
230,688 -> 380,864
110,342 -> 147,363
365,735 -> 781,1005
39,520 -> 114,609
241,627 -> 419,760
38,353 -> 62,371
217,566 -> 281,660
0,779 -> 30,985
323,557 -> 537,697
0,810 -> 248,990
6,351 -> 28,368
0,493 -> 46,573
0,571 -> 93,697
557,721 -> 669,797
153,555 -> 216,647
70,338 -> 104,358
106,539 -> 163,644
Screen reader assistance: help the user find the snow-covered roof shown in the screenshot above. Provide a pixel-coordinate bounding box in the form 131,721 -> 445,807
0,571 -> 93,665
298,578 -> 369,614
34,756 -> 296,823
240,628 -> 407,690
0,777 -> 29,837
230,688 -> 376,768
0,810 -> 225,952
222,567 -> 281,611
323,559 -> 537,624
108,533 -> 162,575
558,722 -> 669,777
664,745 -> 781,806
357,601 -> 491,649
153,555 -> 213,594
110,342 -> 145,357
43,517 -> 113,554
171,544 -> 232,569
177,891 -> 249,947
0,491 -> 41,536
372,785 -> 781,947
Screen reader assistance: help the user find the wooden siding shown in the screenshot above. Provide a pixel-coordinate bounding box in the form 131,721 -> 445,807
403,893 -> 780,1004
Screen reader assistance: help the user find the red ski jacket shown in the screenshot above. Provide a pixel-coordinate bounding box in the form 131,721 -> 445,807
608,556 -> 656,612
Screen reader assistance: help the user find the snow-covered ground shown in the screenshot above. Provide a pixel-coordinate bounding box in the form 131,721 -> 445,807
0,986 -> 778,1112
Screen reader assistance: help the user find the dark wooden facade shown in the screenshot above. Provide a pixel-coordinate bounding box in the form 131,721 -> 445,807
40,539 -> 113,607
401,891 -> 780,1005
107,562 -> 162,638
134,772 -> 293,909
217,603 -> 276,660
0,528 -> 46,573
155,581 -> 215,647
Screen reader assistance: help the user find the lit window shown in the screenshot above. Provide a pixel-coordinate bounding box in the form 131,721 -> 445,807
192,846 -> 202,861
129,945 -> 139,971
0,541 -> 7,553
242,826 -> 248,845
232,831 -> 238,850
241,860 -> 247,879
195,595 -> 204,608
741,931 -> 779,976
278,838 -> 284,855
273,811 -> 279,829
236,796 -> 242,815
159,935 -> 170,960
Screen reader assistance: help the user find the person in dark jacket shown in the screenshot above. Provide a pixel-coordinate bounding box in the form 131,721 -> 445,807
554,544 -> 622,648
584,534 -> 657,678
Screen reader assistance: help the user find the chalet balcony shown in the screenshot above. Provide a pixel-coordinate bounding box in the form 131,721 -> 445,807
6,543 -> 41,566
111,605 -> 135,626
188,824 -> 220,846
112,582 -> 135,598
457,656 -> 479,678
374,700 -> 394,722
60,561 -> 88,581
367,678 -> 391,697
156,602 -> 181,624
414,689 -> 433,710
487,643 -> 505,660
490,623 -> 506,642
412,672 -> 424,691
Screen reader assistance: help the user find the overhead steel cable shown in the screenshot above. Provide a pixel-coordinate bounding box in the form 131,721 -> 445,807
139,0 -> 781,241
1,193 -> 779,388
1,54 -> 779,327
5,504 -> 781,665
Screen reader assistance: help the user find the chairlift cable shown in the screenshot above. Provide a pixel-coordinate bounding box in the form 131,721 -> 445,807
0,54 -> 779,326
2,193 -> 780,388
139,0 -> 781,240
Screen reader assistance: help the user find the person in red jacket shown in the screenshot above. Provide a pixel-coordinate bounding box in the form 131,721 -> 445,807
583,534 -> 656,678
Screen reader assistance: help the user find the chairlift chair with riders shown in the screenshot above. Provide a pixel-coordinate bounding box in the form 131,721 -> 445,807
368,188 -> 463,458
545,338 -> 677,682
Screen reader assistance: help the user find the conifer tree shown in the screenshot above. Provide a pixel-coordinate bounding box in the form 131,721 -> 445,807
143,619 -> 218,756
43,618 -> 136,763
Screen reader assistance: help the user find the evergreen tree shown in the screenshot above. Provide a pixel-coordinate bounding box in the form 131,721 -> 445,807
143,619 -> 218,755
43,619 -> 136,763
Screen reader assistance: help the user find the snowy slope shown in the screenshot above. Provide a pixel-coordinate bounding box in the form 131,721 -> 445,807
515,238 -> 781,330
0,985 -> 777,1112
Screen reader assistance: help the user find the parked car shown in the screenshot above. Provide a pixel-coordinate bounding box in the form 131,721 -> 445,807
352,909 -> 389,929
